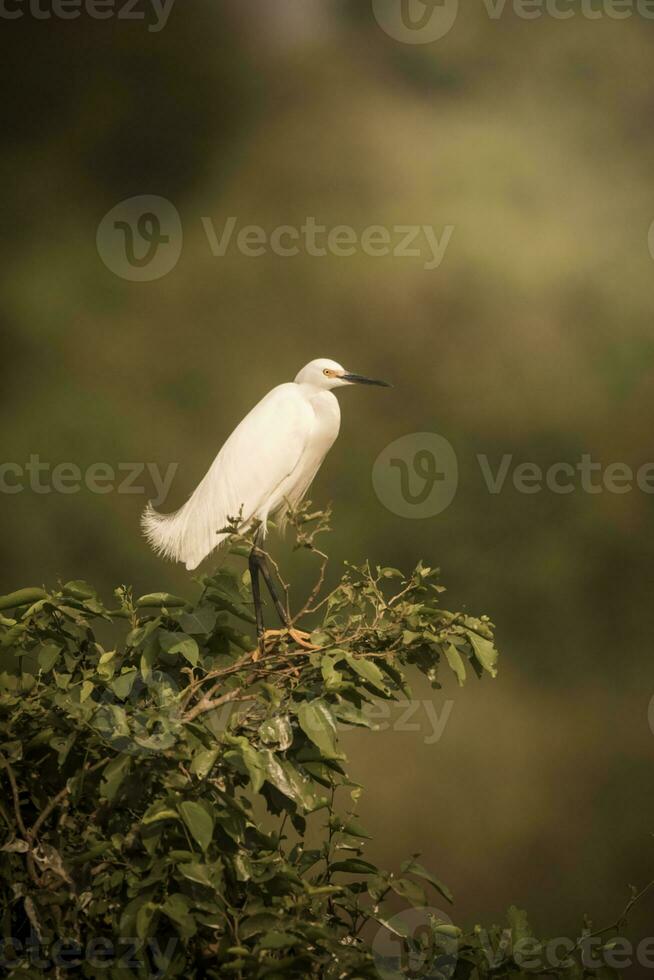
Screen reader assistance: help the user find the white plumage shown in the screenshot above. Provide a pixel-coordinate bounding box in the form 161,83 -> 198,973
141,358 -> 389,571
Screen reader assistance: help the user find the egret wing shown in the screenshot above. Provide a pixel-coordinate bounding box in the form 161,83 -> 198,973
142,384 -> 313,569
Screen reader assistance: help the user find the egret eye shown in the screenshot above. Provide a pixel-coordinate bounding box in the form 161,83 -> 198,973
323,369 -> 331,376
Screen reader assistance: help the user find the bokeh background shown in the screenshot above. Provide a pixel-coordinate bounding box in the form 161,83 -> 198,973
3,0 -> 654,955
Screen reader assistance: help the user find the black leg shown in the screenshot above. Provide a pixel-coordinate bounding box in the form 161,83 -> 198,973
251,547 -> 289,627
247,539 -> 316,652
248,547 -> 265,639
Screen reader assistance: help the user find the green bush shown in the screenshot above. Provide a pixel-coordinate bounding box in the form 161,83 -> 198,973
0,512 -> 647,978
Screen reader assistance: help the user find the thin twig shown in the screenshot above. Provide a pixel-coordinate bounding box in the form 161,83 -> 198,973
0,797 -> 11,828
292,547 -> 329,625
181,649 -> 256,705
1,753 -> 106,886
182,689 -> 258,723
0,751 -> 28,837
29,759 -> 106,841
261,546 -> 291,622
576,879 -> 654,946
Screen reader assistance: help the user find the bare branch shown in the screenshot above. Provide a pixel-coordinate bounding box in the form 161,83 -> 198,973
0,751 -> 28,838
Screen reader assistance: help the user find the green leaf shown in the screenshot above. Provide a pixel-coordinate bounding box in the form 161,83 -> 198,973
51,732 -> 76,765
330,858 -> 378,874
259,715 -> 293,750
137,593 -> 187,608
128,616 -> 161,650
37,644 -> 60,673
390,876 -> 428,907
332,701 -> 377,729
0,588 -> 47,611
339,817 -> 371,839
179,801 -> 214,851
100,754 -> 131,802
400,857 -> 454,904
136,902 -> 158,941
233,852 -> 253,881
178,861 -> 214,888
110,668 -> 138,700
142,803 -> 180,825
80,680 -> 94,703
259,750 -> 323,811
177,607 -> 218,635
140,637 -> 159,681
345,655 -> 390,695
224,737 -> 266,792
442,642 -> 466,686
159,630 -> 200,666
204,571 -> 256,622
63,580 -> 97,600
161,893 -> 197,937
321,655 -> 343,691
190,746 -> 220,779
433,924 -> 462,939
467,632 -> 498,678
297,699 -> 340,759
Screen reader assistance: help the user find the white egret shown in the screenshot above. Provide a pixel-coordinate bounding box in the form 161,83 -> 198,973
142,358 -> 391,641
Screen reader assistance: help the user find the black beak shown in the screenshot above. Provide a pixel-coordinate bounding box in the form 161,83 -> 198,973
342,373 -> 392,388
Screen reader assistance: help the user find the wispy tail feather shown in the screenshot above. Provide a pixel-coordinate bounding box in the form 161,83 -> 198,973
141,501 -> 188,565
141,499 -> 229,571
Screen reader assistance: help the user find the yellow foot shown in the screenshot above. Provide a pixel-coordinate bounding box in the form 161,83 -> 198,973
261,628 -> 285,641
259,628 -> 318,651
287,628 -> 319,650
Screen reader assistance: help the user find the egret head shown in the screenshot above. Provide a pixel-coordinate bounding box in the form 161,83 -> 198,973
295,358 -> 391,390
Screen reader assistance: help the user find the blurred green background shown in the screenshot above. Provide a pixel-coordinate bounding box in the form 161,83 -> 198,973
3,0 -> 654,950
